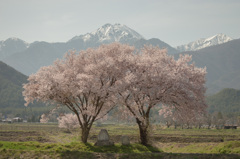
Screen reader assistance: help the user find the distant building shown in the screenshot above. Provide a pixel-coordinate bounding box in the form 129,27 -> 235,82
12,117 -> 23,122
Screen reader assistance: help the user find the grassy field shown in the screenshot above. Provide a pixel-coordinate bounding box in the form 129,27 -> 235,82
1,123 -> 240,158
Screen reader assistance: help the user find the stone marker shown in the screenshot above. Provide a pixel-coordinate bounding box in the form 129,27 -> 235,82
121,135 -> 130,145
94,129 -> 114,146
98,129 -> 110,141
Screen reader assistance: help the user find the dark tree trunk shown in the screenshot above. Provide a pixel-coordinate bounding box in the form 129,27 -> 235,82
81,127 -> 90,143
136,119 -> 149,146
81,122 -> 93,143
198,124 -> 202,129
139,125 -> 148,146
166,121 -> 171,128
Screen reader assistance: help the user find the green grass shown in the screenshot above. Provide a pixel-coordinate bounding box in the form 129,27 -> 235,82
0,141 -> 163,159
0,141 -> 162,153
1,123 -> 240,158
157,141 -> 240,154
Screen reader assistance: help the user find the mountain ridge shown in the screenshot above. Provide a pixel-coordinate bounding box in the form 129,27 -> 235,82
2,23 -> 178,75
176,33 -> 233,52
175,38 -> 240,94
0,38 -> 29,60
69,23 -> 144,43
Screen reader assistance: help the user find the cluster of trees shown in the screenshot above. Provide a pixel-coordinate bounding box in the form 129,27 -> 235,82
159,105 -> 240,129
23,43 -> 206,145
0,106 -> 59,122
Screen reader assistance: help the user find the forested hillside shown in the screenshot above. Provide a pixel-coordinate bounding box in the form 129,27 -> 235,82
207,88 -> 240,115
0,61 -> 27,108
0,61 -> 50,120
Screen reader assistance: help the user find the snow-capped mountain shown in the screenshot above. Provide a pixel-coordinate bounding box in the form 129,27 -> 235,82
2,23 -> 178,75
69,23 -> 144,43
0,38 -> 29,60
176,34 -> 233,52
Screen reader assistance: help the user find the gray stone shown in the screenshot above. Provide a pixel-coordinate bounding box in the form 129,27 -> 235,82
98,129 -> 109,141
94,129 -> 114,146
121,135 -> 130,145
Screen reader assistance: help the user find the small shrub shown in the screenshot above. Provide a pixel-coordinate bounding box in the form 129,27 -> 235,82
229,141 -> 240,148
218,147 -> 231,154
55,146 -> 63,153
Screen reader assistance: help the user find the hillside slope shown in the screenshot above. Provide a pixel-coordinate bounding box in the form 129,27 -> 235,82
207,88 -> 240,115
0,61 -> 27,108
0,61 -> 49,119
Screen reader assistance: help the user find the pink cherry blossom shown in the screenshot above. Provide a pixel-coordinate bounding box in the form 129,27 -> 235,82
117,45 -> 206,145
23,43 -> 134,143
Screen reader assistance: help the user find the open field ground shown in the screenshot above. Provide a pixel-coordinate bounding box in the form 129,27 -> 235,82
1,123 -> 240,159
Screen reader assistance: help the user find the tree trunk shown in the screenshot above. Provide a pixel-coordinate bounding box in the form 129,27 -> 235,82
136,119 -> 149,146
198,124 -> 202,129
208,125 -> 210,129
81,126 -> 91,143
166,121 -> 171,128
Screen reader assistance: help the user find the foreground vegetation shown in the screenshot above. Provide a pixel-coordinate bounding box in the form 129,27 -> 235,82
1,123 -> 240,158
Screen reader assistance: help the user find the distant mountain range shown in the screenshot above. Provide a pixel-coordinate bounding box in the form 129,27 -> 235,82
0,38 -> 29,59
0,23 -> 178,76
0,23 -> 239,94
176,33 -> 233,52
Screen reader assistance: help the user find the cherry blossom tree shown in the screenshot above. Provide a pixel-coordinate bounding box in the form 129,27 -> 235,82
40,114 -> 49,123
57,113 -> 79,132
23,43 -> 206,145
40,107 -> 57,123
158,105 -> 174,128
23,43 -> 134,143
194,113 -> 206,129
158,104 -> 201,129
118,46 -> 207,145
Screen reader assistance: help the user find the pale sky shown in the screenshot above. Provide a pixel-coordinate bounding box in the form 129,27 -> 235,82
1,0 -> 240,46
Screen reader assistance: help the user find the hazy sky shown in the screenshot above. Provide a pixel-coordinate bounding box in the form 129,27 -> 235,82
1,0 -> 240,46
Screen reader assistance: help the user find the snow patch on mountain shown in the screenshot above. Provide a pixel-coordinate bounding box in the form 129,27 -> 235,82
0,38 -> 29,59
176,34 -> 233,52
69,23 -> 144,43
4,37 -> 29,47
